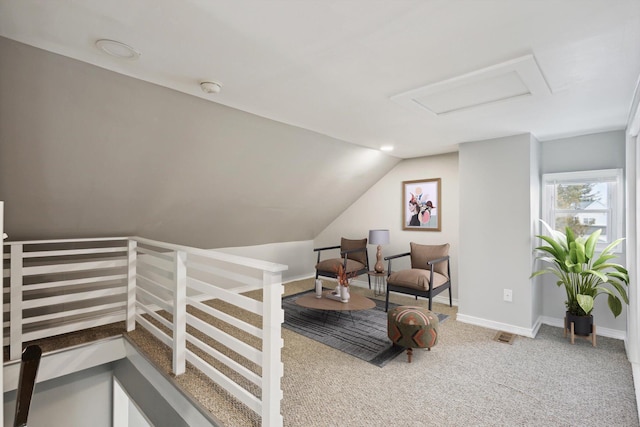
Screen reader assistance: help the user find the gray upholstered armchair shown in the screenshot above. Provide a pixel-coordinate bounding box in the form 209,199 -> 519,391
314,237 -> 371,289
384,242 -> 452,311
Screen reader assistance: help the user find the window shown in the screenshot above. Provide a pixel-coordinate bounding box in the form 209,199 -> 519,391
542,169 -> 623,250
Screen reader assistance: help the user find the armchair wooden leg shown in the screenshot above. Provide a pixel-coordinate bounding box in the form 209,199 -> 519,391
385,289 -> 390,312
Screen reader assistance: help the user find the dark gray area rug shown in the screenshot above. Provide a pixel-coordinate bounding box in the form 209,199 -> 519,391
282,290 -> 448,367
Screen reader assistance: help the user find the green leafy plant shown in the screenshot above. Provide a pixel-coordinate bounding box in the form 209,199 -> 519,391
531,220 -> 629,317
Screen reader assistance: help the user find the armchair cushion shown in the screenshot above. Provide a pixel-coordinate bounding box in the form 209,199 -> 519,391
410,242 -> 450,277
387,269 -> 449,291
341,238 -> 368,265
316,258 -> 365,275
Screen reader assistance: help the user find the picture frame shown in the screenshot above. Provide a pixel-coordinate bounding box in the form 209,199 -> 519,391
402,178 -> 441,231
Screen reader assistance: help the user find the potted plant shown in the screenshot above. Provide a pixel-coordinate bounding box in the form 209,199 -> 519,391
531,220 -> 629,336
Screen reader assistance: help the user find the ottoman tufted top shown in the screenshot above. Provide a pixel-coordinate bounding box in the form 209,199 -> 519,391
389,306 -> 438,327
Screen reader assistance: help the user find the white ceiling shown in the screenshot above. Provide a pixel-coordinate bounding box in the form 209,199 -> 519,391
1,0 -> 639,159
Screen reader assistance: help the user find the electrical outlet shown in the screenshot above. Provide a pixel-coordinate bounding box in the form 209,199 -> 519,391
503,289 -> 513,302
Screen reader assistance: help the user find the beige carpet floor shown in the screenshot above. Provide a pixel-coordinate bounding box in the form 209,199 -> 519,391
13,278 -> 639,426
128,278 -> 639,427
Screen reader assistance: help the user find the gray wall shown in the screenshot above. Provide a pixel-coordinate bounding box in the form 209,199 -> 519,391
0,36 -> 399,248
541,131 -> 625,174
458,134 -> 539,333
540,130 -> 627,331
4,364 -> 113,427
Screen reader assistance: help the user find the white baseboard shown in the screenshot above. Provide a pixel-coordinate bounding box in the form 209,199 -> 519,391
456,313 -> 626,340
432,294 -> 459,307
456,313 -> 539,338
539,315 -> 626,340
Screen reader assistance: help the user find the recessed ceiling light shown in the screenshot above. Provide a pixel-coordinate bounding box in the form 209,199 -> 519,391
380,145 -> 394,152
95,39 -> 140,60
200,81 -> 222,94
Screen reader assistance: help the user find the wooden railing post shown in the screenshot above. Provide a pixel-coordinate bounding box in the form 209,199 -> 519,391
261,270 -> 284,427
126,239 -> 137,332
173,250 -> 187,375
10,244 -> 24,361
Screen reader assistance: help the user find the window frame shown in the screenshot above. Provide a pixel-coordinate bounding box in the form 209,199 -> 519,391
541,168 -> 624,253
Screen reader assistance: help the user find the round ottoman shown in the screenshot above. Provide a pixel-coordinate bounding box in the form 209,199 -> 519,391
387,305 -> 439,363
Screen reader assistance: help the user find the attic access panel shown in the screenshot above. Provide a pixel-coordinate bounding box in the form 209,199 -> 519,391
391,54 -> 551,116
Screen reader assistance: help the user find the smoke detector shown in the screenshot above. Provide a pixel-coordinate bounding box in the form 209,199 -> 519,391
200,81 -> 222,94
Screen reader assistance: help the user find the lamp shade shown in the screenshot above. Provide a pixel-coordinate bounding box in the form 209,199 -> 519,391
368,229 -> 390,246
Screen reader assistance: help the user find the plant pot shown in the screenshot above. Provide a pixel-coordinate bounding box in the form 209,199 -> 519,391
566,312 -> 593,336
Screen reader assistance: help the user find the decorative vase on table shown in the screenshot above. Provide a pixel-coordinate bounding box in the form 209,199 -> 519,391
334,264 -> 351,303
340,285 -> 350,303
315,279 -> 323,298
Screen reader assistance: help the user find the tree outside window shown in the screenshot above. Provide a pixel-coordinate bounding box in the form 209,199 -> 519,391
554,183 -> 602,237
543,169 -> 622,250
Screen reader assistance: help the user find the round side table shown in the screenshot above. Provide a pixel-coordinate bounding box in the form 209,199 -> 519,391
367,271 -> 387,296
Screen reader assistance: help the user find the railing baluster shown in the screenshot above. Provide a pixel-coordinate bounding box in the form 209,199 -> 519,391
126,239 -> 137,332
10,244 -> 23,361
173,250 -> 187,375
262,270 -> 284,427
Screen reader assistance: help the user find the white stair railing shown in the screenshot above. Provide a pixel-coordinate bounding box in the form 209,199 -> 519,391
3,236 -> 287,426
3,238 -> 130,360
132,236 -> 286,426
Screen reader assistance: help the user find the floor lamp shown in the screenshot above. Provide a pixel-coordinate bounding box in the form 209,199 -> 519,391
369,229 -> 390,273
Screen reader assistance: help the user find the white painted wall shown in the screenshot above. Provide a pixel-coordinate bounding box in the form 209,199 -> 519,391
314,153 -> 460,301
458,134 -> 539,336
113,378 -> 151,427
215,240 -> 315,282
626,84 -> 640,421
3,365 -> 113,427
540,131 -> 627,333
626,86 -> 640,367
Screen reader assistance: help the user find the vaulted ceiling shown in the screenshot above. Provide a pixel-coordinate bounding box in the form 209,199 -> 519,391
1,1 -> 640,248
2,0 -> 639,159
